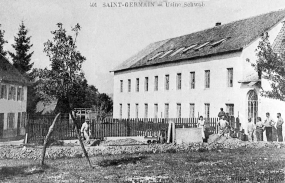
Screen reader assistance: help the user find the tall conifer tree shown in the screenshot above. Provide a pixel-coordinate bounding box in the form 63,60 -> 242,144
0,24 -> 8,57
9,21 -> 34,73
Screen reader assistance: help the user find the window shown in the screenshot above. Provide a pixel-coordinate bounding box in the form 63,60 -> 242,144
205,70 -> 210,88
170,47 -> 185,57
18,112 -> 21,128
205,103 -> 210,118
154,104 -> 158,118
190,72 -> 195,89
21,112 -> 27,127
128,79 -> 131,92
135,104 -> 139,118
194,42 -> 210,51
177,103 -> 181,118
119,104 -> 122,119
120,80 -> 123,92
227,68 -> 233,87
159,50 -> 173,58
165,75 -> 169,90
190,103 -> 195,118
165,103 -> 169,118
17,87 -> 22,101
149,52 -> 163,61
0,84 -> 7,99
127,104 -> 130,118
154,76 -> 158,91
136,78 -> 139,92
226,104 -> 234,117
145,77 -> 149,91
177,73 -> 182,90
144,104 -> 148,118
182,44 -> 197,53
8,86 -> 16,100
7,113 -> 15,129
211,38 -> 226,47
21,87 -> 24,101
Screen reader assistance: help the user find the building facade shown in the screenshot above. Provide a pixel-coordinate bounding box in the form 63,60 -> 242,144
0,55 -> 29,139
112,10 -> 285,131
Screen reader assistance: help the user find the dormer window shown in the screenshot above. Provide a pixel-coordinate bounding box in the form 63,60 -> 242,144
182,44 -> 197,53
170,47 -> 185,57
159,50 -> 173,58
211,38 -> 226,47
148,52 -> 163,61
194,42 -> 210,51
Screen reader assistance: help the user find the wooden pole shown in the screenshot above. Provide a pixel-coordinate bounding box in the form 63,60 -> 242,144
41,113 -> 61,166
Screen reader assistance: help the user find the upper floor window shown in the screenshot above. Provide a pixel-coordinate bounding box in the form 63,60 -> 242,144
8,86 -> 16,100
177,73 -> 182,90
128,79 -> 131,92
0,84 -> 7,99
17,87 -> 24,101
120,80 -> 123,92
190,72 -> 195,89
205,70 -> 210,88
165,74 -> 169,90
154,76 -> 158,91
227,68 -> 233,87
136,78 -> 139,92
145,77 -> 149,91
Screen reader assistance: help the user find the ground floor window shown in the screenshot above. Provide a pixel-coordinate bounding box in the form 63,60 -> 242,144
226,104 -> 234,117
144,104 -> 148,118
154,104 -> 158,118
189,103 -> 195,118
135,104 -> 139,118
7,113 -> 15,129
205,103 -> 210,118
165,104 -> 169,118
119,104 -> 122,119
177,103 -> 181,118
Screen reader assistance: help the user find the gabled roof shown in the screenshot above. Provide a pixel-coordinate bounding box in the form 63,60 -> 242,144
0,55 -> 29,85
113,10 -> 285,72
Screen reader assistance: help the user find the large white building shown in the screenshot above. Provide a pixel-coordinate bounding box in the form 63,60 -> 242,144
0,55 -> 28,139
112,10 -> 285,130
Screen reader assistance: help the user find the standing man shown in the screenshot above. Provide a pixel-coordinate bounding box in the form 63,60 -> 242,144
218,115 -> 229,137
81,119 -> 91,143
218,108 -> 226,119
264,112 -> 275,142
276,113 -> 284,142
256,117 -> 264,141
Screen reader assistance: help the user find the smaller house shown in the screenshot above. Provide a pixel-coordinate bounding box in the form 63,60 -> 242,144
0,55 -> 29,140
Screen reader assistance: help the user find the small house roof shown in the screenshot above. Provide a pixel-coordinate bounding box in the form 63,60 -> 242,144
0,55 -> 30,85
113,10 -> 285,72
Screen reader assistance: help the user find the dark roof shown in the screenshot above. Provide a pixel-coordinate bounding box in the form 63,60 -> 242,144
0,55 -> 29,85
113,10 -> 285,72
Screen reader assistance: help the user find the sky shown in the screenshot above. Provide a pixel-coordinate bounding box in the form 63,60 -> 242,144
1,0 -> 285,95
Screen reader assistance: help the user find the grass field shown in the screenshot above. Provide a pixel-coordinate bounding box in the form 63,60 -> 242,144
1,147 -> 285,182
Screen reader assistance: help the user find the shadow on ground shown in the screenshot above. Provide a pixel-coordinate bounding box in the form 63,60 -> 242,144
99,156 -> 148,167
0,164 -> 49,180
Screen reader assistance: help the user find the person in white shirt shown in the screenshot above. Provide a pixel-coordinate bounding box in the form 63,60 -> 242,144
218,115 -> 229,136
247,118 -> 256,142
255,117 -> 264,141
264,112 -> 275,142
197,116 -> 205,140
81,119 -> 91,143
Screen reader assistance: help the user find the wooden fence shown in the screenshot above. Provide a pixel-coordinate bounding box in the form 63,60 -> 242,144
26,114 -> 237,143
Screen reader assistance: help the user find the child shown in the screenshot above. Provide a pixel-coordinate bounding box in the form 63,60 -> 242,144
197,116 -> 205,140
247,118 -> 256,142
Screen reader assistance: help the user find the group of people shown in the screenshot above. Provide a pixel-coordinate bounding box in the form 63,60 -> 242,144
247,112 -> 284,142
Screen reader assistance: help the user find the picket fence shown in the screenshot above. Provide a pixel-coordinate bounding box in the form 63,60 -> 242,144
26,114 -> 232,144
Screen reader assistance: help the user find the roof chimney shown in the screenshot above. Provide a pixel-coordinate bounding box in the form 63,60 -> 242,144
215,22 -> 221,26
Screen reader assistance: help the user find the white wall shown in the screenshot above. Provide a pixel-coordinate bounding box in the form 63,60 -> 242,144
113,52 -> 249,121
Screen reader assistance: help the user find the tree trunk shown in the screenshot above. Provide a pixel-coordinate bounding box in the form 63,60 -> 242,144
41,113 -> 61,166
69,111 -> 93,168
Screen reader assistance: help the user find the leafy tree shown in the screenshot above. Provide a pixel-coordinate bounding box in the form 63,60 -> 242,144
252,32 -> 285,101
9,21 -> 34,74
0,24 -> 8,57
32,23 -> 92,167
94,93 -> 113,120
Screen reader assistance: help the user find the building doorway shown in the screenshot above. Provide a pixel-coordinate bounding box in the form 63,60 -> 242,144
248,90 -> 258,123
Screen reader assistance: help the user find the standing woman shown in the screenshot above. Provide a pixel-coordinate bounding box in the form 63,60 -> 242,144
197,116 -> 205,140
256,117 -> 264,141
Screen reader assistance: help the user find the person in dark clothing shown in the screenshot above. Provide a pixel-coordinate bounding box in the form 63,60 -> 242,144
256,117 -> 264,141
276,113 -> 284,142
218,108 -> 226,119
